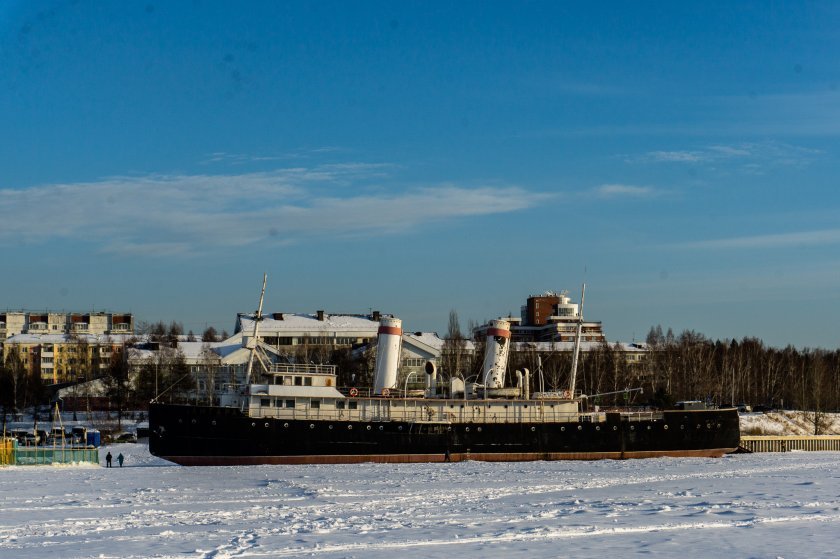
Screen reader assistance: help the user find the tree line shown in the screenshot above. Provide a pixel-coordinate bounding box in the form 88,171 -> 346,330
439,312 -> 840,414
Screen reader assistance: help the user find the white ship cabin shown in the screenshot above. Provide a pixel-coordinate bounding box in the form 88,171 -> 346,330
247,364 -> 345,415
244,363 -> 583,424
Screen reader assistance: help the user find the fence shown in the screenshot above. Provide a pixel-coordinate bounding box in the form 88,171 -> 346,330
0,440 -> 99,466
1,438 -> 12,466
740,435 -> 840,453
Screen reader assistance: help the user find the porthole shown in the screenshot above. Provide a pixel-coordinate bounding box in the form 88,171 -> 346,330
211,420 -> 216,426
717,423 -> 721,428
578,425 -> 583,431
283,422 -> 289,428
265,423 -> 270,428
630,425 -> 635,431
398,425 -> 403,431
178,419 -> 183,424
561,426 -> 565,432
531,426 -> 536,432
366,425 -> 371,431
328,425 -> 334,430
663,425 -> 669,430
697,424 -> 701,429
379,426 -> 384,431
477,427 -> 482,432
681,425 -> 685,430
447,426 -> 452,431
465,427 -> 470,432
613,426 -> 618,431
595,426 -> 600,431
250,422 -> 255,427
647,425 -> 651,430
348,425 -> 353,430
309,424 -> 315,429
191,419 -> 197,425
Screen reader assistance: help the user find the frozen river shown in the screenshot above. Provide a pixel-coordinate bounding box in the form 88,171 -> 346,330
1,444 -> 838,558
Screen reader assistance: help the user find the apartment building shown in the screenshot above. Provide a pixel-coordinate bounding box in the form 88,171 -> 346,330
0,311 -> 134,338
3,333 -> 134,384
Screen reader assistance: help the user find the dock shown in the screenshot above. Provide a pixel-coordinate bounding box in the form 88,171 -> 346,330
739,435 -> 840,453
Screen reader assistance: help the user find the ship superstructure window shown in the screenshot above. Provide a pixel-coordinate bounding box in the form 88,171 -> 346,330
260,398 -> 270,407
275,399 -> 283,407
304,377 -> 313,386
310,400 -> 320,409
348,401 -> 358,410
294,376 -> 302,386
336,400 -> 346,409
285,400 -> 295,408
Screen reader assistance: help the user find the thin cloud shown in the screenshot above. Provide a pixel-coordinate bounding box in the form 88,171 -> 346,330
0,167 -> 548,255
677,229 -> 840,250
593,184 -> 658,199
631,141 -> 822,168
643,151 -> 705,163
202,147 -> 349,165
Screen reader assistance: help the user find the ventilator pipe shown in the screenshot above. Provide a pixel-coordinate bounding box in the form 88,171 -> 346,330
425,361 -> 437,397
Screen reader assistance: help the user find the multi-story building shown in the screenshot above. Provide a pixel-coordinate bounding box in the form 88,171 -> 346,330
474,291 -> 606,344
0,311 -> 133,339
235,310 -> 385,352
2,333 -> 134,384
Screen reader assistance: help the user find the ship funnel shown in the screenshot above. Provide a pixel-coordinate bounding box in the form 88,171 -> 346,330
373,317 -> 402,395
482,319 -> 511,389
425,360 -> 437,396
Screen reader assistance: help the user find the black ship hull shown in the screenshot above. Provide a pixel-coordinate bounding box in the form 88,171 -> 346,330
149,403 -> 741,465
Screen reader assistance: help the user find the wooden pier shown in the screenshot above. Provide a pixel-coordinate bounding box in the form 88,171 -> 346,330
739,435 -> 840,453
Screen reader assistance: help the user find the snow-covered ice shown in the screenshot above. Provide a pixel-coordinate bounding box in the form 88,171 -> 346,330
2,444 -> 839,558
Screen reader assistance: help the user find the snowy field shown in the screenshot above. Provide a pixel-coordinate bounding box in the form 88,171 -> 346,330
2,445 -> 839,559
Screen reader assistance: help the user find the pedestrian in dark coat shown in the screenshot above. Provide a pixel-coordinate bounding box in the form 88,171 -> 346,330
105,452 -> 112,468
117,453 -> 124,467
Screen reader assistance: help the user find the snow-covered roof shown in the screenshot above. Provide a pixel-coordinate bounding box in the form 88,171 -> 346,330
403,332 -> 445,352
238,313 -> 384,334
402,332 -> 477,354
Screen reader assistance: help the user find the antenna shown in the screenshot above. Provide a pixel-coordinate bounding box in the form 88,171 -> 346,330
244,273 -> 267,387
568,283 -> 585,398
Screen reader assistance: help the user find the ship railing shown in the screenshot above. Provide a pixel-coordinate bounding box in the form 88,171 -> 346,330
269,363 -> 337,375
247,404 -> 612,425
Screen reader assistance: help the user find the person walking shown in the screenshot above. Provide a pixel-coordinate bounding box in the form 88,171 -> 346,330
117,453 -> 124,467
105,451 -> 112,468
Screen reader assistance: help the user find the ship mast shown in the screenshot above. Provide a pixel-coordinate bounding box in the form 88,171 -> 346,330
568,283 -> 585,398
244,273 -> 267,388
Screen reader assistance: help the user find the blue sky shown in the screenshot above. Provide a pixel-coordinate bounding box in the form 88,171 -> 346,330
1,1 -> 839,348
